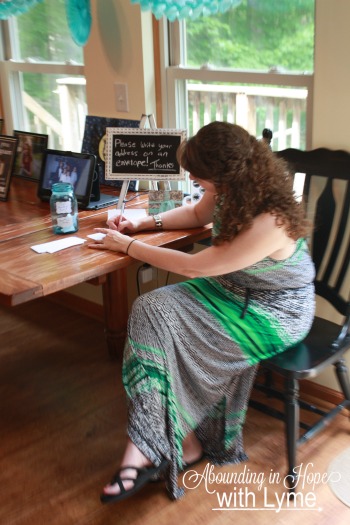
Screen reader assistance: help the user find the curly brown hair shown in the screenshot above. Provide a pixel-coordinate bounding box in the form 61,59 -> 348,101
178,121 -> 310,245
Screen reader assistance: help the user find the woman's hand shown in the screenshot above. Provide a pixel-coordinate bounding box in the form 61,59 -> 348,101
88,228 -> 134,254
107,214 -> 144,234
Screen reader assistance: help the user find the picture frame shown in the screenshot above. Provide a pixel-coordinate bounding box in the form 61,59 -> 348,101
0,135 -> 18,201
0,119 -> 4,134
38,149 -> 98,209
105,127 -> 187,182
13,130 -> 48,181
81,115 -> 140,191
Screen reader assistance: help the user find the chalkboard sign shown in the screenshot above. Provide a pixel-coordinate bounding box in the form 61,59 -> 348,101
105,127 -> 186,181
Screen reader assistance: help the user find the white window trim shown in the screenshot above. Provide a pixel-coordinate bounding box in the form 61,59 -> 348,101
159,19 -> 314,149
0,19 -> 84,134
0,60 -> 85,134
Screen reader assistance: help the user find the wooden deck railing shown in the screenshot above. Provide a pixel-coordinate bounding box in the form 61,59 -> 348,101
23,81 -> 308,152
23,78 -> 86,151
187,84 -> 308,150
23,92 -> 63,149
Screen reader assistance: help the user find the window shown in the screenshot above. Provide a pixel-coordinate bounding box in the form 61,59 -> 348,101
0,0 -> 86,151
161,0 -> 315,152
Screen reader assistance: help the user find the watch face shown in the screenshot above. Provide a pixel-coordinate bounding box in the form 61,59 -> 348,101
154,215 -> 163,228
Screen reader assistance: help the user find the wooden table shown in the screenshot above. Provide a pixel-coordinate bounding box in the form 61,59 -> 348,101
0,179 -> 211,357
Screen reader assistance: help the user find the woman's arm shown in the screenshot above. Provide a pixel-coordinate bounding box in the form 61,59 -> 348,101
109,191 -> 216,233
89,213 -> 295,278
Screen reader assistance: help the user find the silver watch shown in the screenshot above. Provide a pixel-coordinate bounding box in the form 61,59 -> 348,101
153,214 -> 163,229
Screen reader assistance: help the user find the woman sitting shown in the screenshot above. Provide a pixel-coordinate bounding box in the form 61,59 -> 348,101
88,121 -> 315,502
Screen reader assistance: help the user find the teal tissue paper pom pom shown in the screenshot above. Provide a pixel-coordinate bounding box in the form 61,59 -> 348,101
65,0 -> 92,46
131,0 -> 242,21
0,0 -> 43,20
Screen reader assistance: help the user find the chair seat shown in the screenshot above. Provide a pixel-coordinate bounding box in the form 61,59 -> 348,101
261,316 -> 350,380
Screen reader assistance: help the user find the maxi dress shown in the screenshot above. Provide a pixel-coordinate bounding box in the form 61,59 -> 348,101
122,229 -> 315,500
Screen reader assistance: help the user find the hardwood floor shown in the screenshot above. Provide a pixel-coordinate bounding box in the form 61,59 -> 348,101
0,299 -> 349,525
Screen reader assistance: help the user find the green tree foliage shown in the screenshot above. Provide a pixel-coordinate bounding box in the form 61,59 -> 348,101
17,0 -> 82,62
15,0 -> 83,118
186,0 -> 314,72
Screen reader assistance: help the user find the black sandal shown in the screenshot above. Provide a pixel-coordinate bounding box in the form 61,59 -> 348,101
100,459 -> 169,504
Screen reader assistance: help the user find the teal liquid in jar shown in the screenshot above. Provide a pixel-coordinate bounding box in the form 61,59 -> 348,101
50,183 -> 79,234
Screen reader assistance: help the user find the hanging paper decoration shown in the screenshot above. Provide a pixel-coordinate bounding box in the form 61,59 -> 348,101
65,0 -> 92,46
131,0 -> 242,21
0,0 -> 43,20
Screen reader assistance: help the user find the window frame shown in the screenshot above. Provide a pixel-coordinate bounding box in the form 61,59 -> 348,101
159,19 -> 314,149
0,18 -> 85,135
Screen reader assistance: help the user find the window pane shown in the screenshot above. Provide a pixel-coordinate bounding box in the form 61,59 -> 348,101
15,0 -> 83,64
185,80 -> 307,149
185,0 -> 315,73
22,73 -> 86,151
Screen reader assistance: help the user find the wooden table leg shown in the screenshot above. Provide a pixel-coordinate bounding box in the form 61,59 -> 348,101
102,268 -> 129,359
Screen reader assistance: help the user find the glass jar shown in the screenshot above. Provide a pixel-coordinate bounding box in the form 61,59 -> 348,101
50,183 -> 78,234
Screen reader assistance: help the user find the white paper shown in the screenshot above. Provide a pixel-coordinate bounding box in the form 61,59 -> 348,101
107,208 -> 147,221
31,236 -> 86,254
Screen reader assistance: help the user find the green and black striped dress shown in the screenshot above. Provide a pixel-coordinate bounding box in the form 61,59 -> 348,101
122,237 -> 315,499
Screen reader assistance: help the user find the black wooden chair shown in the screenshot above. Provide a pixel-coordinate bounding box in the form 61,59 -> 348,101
249,147 -> 350,489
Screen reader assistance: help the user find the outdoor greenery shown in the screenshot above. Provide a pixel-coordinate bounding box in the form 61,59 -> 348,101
16,0 -> 82,62
15,0 -> 83,119
186,0 -> 315,72
184,0 -> 314,147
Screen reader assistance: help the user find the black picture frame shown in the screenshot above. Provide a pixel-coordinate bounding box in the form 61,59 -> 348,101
0,135 -> 18,201
81,115 -> 140,191
13,130 -> 48,181
37,149 -> 97,209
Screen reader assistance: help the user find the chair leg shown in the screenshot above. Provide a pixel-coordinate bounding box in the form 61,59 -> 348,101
334,358 -> 350,401
284,376 -> 299,491
264,368 -> 274,394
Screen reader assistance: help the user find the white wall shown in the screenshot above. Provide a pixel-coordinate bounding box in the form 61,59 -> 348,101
83,0 -> 156,120
313,0 -> 350,149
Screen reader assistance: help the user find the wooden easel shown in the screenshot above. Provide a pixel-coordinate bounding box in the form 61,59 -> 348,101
116,113 -> 170,210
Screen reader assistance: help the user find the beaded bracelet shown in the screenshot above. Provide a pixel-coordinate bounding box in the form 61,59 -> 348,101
126,238 -> 137,255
